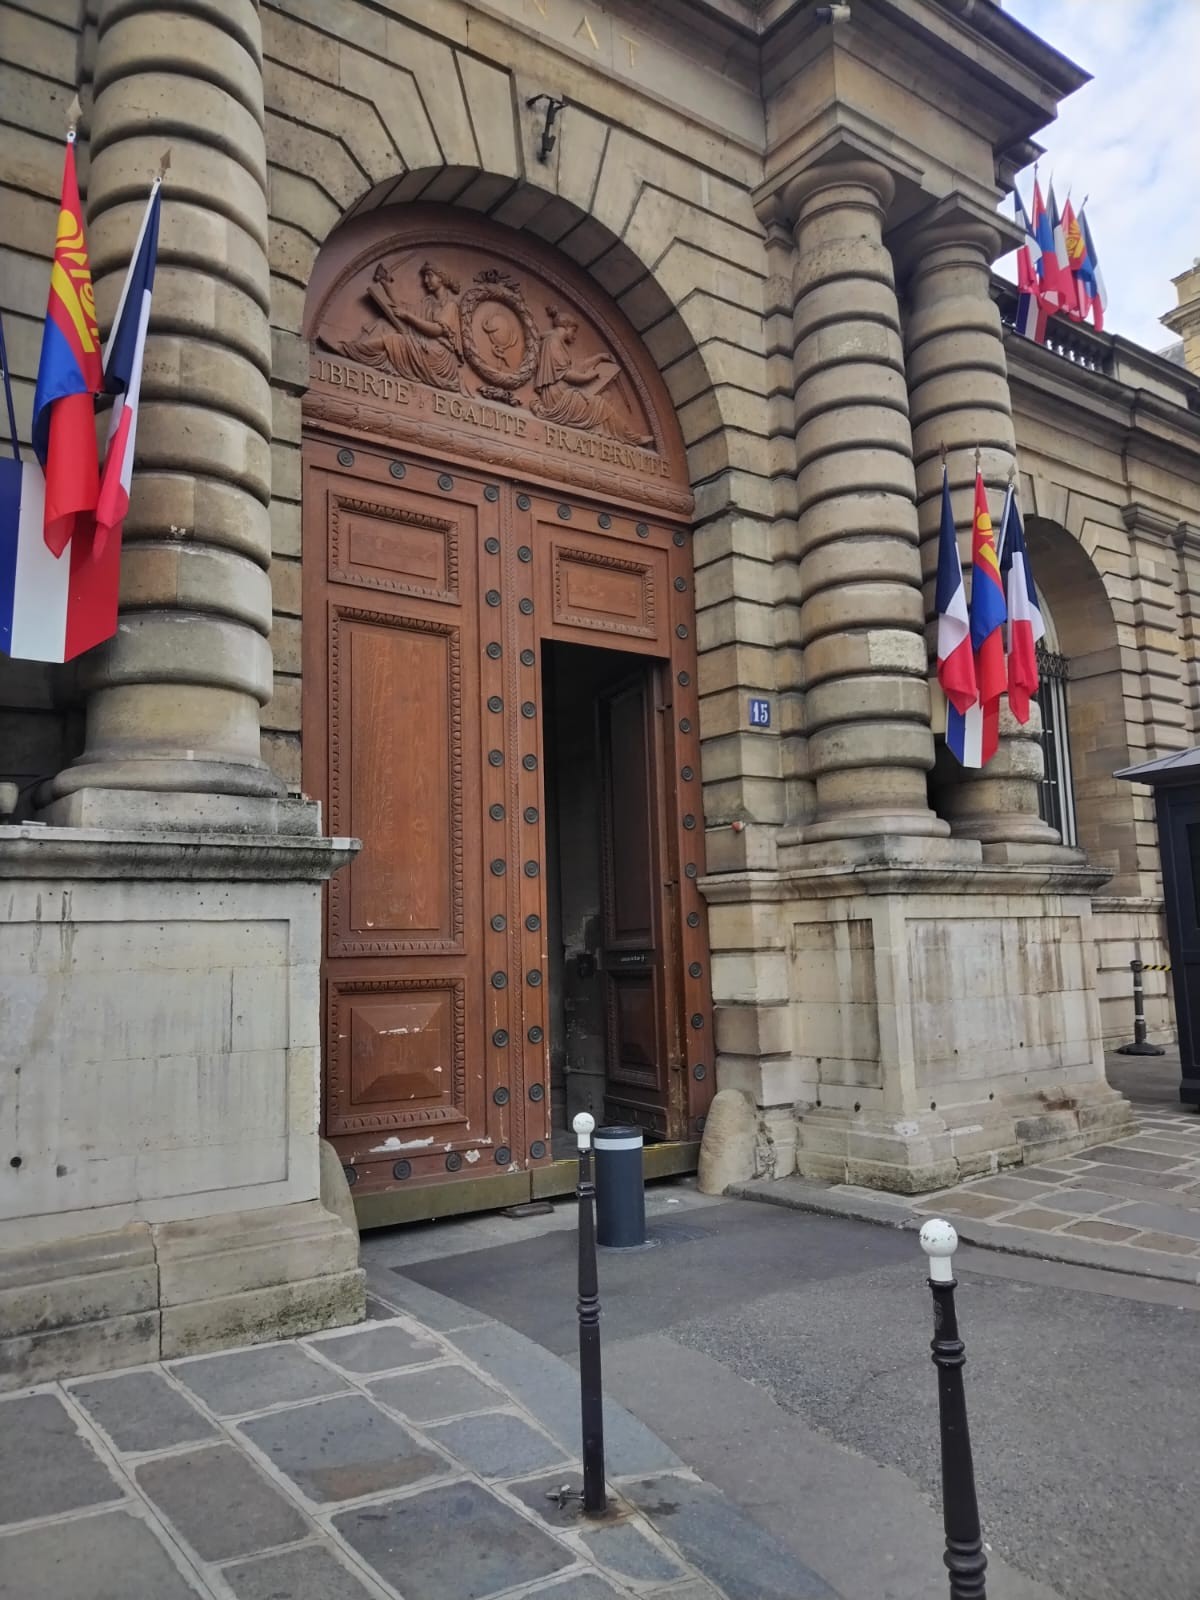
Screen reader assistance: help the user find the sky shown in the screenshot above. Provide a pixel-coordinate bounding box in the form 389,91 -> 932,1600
1000,0 -> 1200,354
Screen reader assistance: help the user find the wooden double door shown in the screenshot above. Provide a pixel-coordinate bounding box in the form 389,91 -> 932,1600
303,436 -> 713,1212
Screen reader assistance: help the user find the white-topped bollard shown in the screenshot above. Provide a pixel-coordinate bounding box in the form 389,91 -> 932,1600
919,1217 -> 958,1282
920,1219 -> 987,1599
572,1111 -> 606,1514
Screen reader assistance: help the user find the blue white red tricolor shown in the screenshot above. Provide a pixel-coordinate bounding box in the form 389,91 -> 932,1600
1,160 -> 162,663
1009,176 -> 1106,338
998,486 -> 1044,725
935,467 -> 977,716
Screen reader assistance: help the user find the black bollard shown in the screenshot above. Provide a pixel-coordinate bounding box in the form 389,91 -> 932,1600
1116,958 -> 1165,1056
920,1219 -> 987,1600
573,1112 -> 607,1515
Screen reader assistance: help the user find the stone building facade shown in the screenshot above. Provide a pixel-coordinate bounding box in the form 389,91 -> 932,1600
2,0 -> 1199,1382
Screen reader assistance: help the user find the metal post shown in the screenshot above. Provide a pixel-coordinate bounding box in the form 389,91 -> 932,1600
574,1112 -> 607,1515
920,1219 -> 987,1600
1116,958 -> 1165,1056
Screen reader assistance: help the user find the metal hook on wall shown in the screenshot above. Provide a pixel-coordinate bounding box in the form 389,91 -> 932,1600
526,93 -> 566,163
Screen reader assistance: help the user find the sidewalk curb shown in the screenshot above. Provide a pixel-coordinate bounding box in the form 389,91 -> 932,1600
728,1176 -> 1200,1287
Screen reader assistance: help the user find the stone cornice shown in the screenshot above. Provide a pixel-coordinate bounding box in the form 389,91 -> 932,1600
0,826 -> 361,882
700,859 -> 1111,899
1122,503 -> 1188,542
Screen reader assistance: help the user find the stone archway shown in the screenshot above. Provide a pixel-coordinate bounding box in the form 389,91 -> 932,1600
1025,516 -> 1133,888
300,206 -> 716,1221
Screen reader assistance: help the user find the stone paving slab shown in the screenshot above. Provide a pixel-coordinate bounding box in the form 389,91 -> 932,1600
0,1509 -> 206,1600
0,1392 -> 123,1526
69,1369 -> 218,1454
223,1544 -> 382,1600
240,1393 -> 447,1503
0,1297 -> 841,1600
369,1362 -> 504,1422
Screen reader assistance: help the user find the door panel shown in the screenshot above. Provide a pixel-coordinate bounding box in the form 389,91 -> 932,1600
598,670 -> 678,1137
305,445 -> 500,1186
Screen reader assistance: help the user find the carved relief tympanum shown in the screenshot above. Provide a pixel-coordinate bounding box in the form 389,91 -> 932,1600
306,209 -> 686,508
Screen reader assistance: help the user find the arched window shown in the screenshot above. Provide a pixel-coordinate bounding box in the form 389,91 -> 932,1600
1035,598 -> 1077,847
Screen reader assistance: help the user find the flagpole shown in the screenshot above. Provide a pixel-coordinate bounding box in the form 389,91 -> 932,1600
0,313 -> 19,461
995,465 -> 1016,567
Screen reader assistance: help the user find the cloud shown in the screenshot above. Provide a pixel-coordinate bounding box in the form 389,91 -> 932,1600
1001,0 -> 1200,353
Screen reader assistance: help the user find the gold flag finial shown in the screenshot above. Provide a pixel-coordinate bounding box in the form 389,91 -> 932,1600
974,444 -> 982,473
158,148 -> 171,179
939,440 -> 947,467
66,94 -> 82,136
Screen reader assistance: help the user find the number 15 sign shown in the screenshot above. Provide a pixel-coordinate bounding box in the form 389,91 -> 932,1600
749,698 -> 771,728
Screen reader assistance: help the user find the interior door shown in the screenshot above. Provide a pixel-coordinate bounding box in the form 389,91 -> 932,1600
597,666 -> 680,1137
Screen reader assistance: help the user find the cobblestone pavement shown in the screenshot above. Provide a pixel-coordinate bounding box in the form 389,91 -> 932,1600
738,1054 -> 1200,1285
0,1291 -> 837,1600
910,1103 -> 1200,1270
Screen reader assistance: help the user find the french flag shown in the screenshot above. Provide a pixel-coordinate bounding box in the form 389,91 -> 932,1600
998,486 -> 1044,724
1013,188 -> 1041,295
75,178 -> 163,661
935,466 -> 977,717
1015,288 -> 1047,345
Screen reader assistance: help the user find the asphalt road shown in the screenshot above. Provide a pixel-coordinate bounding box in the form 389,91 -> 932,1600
364,1189 -> 1200,1600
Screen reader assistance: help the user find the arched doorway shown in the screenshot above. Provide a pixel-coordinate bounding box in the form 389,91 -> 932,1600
301,206 -> 714,1224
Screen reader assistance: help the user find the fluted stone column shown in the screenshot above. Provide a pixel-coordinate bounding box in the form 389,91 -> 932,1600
42,0 -> 283,818
903,210 -> 1062,856
781,161 -> 946,843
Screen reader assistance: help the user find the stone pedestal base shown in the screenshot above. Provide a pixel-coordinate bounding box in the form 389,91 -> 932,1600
0,1203 -> 363,1391
703,841 -> 1135,1196
0,822 -> 362,1389
793,1081 -> 1134,1195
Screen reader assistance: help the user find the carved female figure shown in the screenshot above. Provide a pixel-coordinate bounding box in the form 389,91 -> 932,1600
531,307 -> 653,446
325,262 -> 465,392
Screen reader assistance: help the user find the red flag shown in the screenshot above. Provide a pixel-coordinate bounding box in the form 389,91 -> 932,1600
31,137 -> 102,557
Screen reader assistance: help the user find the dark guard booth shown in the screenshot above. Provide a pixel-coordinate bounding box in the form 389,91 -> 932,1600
1115,747 -> 1200,1105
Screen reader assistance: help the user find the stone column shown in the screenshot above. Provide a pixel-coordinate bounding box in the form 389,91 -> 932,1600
902,208 -> 1062,857
781,161 -> 947,844
42,0 -> 282,820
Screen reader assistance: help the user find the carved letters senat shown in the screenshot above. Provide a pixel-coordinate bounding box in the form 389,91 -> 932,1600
326,977 -> 467,1135
328,604 -> 464,957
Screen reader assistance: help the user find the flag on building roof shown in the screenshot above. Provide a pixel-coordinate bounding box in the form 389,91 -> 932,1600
31,129 -> 102,558
947,470 -> 1007,767
1015,287 -> 1047,345
935,466 -> 977,716
1014,188 -> 1041,297
1077,204 -> 1107,332
1032,175 -> 1063,311
998,485 -> 1044,725
1048,182 -> 1079,320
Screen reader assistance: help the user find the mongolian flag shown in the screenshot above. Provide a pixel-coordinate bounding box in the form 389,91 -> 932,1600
935,467 -> 977,715
946,472 -> 1007,767
31,132 -> 102,558
999,487 -> 1044,725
